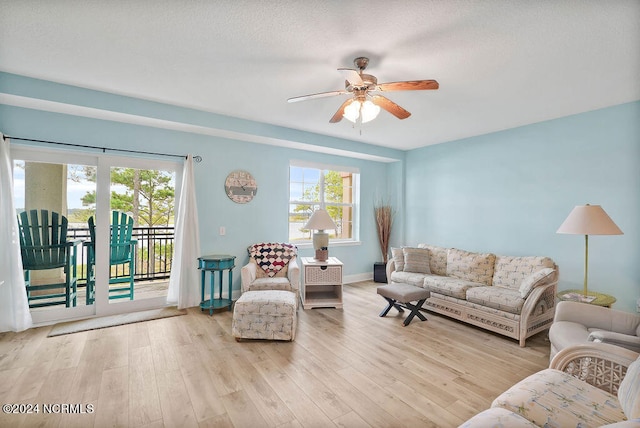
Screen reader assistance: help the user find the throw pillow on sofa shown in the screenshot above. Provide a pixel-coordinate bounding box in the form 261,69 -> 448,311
417,244 -> 449,275
402,247 -> 431,274
518,268 -> 556,298
390,247 -> 405,272
446,248 -> 496,286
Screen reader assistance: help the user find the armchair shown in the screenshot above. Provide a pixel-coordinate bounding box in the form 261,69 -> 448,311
233,243 -> 300,341
240,243 -> 300,299
549,300 -> 640,360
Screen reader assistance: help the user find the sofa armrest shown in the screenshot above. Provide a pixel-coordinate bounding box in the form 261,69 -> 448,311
385,260 -> 396,283
240,261 -> 257,293
287,256 -> 300,292
550,343 -> 639,394
589,330 -> 640,353
554,300 -> 640,334
554,300 -> 614,326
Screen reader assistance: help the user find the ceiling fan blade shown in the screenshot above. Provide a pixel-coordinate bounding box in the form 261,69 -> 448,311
376,80 -> 439,91
329,99 -> 354,123
287,90 -> 347,103
371,95 -> 411,120
338,68 -> 363,86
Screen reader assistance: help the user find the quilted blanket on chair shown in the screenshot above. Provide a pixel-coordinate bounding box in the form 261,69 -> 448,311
248,243 -> 297,277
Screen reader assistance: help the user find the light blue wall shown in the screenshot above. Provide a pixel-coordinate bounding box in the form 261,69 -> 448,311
0,72 -> 404,294
2,72 -> 638,313
405,101 -> 640,312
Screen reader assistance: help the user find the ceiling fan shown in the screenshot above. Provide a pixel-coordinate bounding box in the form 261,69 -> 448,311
287,56 -> 439,124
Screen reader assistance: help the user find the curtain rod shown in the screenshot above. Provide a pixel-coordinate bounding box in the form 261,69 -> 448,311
2,135 -> 202,163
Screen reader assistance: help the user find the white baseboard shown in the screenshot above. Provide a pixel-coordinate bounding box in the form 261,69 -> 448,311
344,272 -> 373,284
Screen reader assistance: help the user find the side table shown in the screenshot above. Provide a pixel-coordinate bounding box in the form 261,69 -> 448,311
300,257 -> 343,309
557,289 -> 616,308
198,254 -> 236,315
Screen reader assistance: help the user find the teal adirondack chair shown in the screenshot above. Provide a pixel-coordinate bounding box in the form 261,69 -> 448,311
85,211 -> 137,304
17,209 -> 80,308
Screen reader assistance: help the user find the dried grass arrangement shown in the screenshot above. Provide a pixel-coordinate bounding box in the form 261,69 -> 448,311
374,202 -> 394,263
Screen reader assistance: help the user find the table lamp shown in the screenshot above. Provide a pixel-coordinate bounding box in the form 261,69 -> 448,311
556,204 -> 623,297
304,208 -> 337,261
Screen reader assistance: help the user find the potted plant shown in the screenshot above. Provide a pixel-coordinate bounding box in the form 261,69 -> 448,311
374,201 -> 394,283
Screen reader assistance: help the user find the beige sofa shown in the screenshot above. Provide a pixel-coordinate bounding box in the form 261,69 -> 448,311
549,300 -> 640,360
460,343 -> 640,427
386,244 -> 558,346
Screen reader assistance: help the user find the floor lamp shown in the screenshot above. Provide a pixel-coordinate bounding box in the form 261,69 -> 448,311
556,204 -> 623,297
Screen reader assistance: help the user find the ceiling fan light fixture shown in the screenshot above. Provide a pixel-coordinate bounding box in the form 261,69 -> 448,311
343,99 -> 361,123
361,100 -> 380,123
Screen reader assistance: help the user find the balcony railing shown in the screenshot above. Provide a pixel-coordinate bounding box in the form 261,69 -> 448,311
68,226 -> 174,284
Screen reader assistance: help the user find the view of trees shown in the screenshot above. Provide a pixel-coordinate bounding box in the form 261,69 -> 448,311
291,170 -> 345,238
71,166 -> 175,226
70,166 -> 176,278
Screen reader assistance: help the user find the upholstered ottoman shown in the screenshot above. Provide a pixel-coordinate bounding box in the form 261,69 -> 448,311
377,283 -> 429,326
232,290 -> 297,341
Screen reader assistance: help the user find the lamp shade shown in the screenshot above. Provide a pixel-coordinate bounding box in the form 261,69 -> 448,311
304,208 -> 337,231
556,205 -> 623,235
343,98 -> 381,123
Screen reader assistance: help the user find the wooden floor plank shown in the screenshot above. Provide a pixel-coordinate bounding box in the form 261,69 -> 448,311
129,346 -> 163,427
94,366 -> 129,427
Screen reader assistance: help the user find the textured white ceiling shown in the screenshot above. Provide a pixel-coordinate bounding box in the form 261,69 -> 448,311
1,0 -> 638,150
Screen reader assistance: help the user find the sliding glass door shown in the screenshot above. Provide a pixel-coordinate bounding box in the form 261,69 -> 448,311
12,146 -> 182,324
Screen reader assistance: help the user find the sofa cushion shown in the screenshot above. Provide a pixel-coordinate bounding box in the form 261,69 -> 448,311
402,247 -> 431,274
492,255 -> 556,290
518,267 -> 556,298
390,270 -> 430,288
466,286 -> 525,315
618,355 -> 640,419
492,368 -> 626,427
459,407 -> 539,428
417,244 -> 448,276
249,277 -> 293,292
391,247 -> 405,272
446,248 -> 496,286
588,331 -> 640,353
424,275 -> 484,299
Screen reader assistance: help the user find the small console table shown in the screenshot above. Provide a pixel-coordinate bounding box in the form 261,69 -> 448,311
198,254 -> 236,315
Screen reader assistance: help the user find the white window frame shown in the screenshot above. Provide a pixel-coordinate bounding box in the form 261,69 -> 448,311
289,160 -> 360,247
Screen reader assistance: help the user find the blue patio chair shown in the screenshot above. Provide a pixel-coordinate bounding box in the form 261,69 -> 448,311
17,209 -> 80,308
85,211 -> 137,304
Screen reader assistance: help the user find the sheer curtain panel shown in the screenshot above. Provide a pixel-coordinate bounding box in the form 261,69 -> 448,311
0,135 -> 33,332
167,155 -> 202,308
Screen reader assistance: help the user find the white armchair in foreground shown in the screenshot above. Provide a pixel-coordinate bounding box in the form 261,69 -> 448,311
549,300 -> 640,360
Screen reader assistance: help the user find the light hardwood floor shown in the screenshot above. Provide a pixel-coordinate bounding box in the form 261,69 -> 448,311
0,281 -> 551,428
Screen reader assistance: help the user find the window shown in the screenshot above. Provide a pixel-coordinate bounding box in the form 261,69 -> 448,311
289,162 -> 359,243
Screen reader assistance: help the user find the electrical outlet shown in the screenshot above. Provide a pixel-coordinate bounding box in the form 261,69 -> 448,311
219,226 -> 226,236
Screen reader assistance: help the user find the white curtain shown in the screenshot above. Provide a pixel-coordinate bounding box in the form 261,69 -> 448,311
0,135 -> 33,332
167,155 -> 201,308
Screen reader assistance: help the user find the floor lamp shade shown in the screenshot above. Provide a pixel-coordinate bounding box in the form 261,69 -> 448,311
556,204 -> 623,296
304,209 -> 337,261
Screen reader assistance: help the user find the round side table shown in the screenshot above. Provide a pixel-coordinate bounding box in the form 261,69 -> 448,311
198,254 -> 236,315
557,289 -> 616,308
